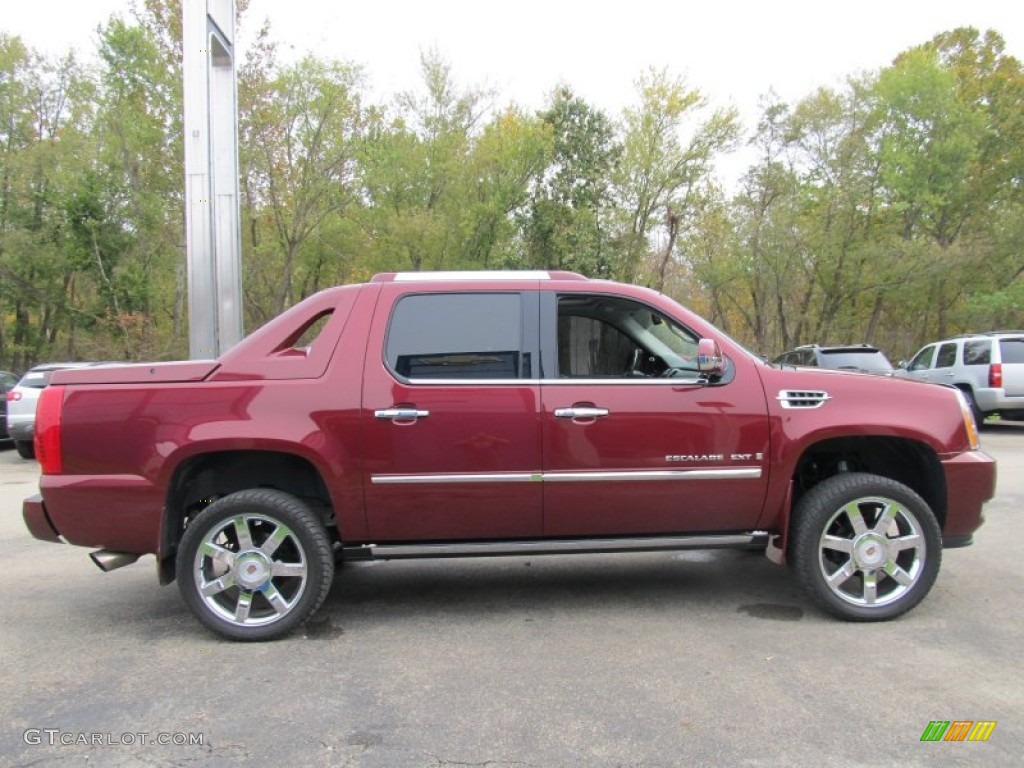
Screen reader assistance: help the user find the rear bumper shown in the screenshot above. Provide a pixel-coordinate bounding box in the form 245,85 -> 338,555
29,474 -> 162,554
23,494 -> 62,543
975,388 -> 1024,413
941,449 -> 997,541
7,421 -> 33,442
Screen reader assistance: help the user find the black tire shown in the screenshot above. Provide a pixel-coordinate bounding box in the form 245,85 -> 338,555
176,489 -> 334,641
790,473 -> 942,621
14,440 -> 35,459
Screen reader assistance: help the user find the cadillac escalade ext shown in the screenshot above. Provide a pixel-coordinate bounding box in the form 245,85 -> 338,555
22,271 -> 996,640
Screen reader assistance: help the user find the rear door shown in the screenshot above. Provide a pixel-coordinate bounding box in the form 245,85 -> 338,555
932,342 -> 960,384
361,286 -> 543,541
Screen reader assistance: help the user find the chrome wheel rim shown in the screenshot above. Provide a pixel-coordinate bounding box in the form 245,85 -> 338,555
193,513 -> 308,627
817,496 -> 926,607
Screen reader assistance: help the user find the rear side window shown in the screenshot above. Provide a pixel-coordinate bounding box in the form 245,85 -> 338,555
935,343 -> 958,369
1000,338 -> 1024,364
963,340 -> 991,365
386,293 -> 523,380
19,370 -> 51,389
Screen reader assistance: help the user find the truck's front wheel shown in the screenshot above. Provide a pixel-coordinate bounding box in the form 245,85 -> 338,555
790,473 -> 942,621
176,489 -> 334,641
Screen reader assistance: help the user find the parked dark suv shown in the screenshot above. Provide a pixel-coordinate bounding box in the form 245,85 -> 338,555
773,344 -> 895,375
895,332 -> 1024,423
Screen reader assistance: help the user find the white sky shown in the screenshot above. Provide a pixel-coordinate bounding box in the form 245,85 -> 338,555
3,0 -> 1022,182
4,1 -> 1022,112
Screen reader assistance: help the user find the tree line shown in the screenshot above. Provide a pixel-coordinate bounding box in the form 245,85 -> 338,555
1,0 -> 1022,372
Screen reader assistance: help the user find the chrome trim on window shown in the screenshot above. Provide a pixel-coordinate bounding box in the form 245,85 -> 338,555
777,390 -> 831,409
371,467 -> 762,485
401,377 -> 706,386
543,377 -> 705,386
405,378 -> 537,386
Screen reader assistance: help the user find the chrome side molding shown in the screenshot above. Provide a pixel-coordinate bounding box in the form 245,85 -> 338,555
341,532 -> 770,561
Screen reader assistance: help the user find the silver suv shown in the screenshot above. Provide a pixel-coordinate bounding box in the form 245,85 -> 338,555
6,362 -> 101,459
896,332 -> 1024,422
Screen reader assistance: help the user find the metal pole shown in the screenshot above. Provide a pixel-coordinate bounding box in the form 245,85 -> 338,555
182,0 -> 243,359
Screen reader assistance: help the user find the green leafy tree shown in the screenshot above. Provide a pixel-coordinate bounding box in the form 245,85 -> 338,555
521,86 -> 619,275
359,50 -> 493,272
611,68 -> 739,286
239,48 -> 365,321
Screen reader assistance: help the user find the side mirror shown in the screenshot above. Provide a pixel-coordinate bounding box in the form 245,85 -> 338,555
697,338 -> 726,377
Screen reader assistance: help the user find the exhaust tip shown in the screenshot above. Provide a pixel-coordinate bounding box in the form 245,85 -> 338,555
89,549 -> 141,572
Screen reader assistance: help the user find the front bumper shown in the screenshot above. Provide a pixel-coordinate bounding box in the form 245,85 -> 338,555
941,449 -> 997,540
7,421 -> 34,443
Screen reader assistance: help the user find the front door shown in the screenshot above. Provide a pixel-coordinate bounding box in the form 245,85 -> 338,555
540,292 -> 770,536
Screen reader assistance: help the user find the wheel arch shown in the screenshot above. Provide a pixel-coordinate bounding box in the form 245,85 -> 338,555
159,450 -> 336,584
776,436 -> 946,558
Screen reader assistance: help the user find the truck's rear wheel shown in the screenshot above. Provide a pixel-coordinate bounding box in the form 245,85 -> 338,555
176,489 -> 334,641
790,473 -> 941,621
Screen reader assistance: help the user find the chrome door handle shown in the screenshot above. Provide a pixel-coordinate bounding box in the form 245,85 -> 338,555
375,408 -> 430,421
554,407 -> 609,419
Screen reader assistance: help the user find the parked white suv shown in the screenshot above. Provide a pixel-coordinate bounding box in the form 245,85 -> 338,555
896,332 -> 1024,423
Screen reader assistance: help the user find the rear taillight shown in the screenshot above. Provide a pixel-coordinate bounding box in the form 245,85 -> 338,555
5,390 -> 20,401
34,386 -> 65,475
989,363 -> 1002,389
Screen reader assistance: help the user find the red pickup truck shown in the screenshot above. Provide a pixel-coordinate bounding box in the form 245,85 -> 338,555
23,271 -> 996,640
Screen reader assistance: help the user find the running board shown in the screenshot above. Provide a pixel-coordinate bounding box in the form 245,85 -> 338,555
341,532 -> 769,561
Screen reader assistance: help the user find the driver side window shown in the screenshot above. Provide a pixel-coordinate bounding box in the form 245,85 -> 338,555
555,294 -> 698,379
558,315 -> 639,377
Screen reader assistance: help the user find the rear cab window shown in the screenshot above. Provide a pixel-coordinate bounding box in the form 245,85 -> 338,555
20,370 -> 52,389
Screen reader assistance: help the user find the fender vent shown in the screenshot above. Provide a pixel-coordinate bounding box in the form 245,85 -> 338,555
777,390 -> 831,409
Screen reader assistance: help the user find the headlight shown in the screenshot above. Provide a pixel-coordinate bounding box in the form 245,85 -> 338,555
952,388 -> 980,450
